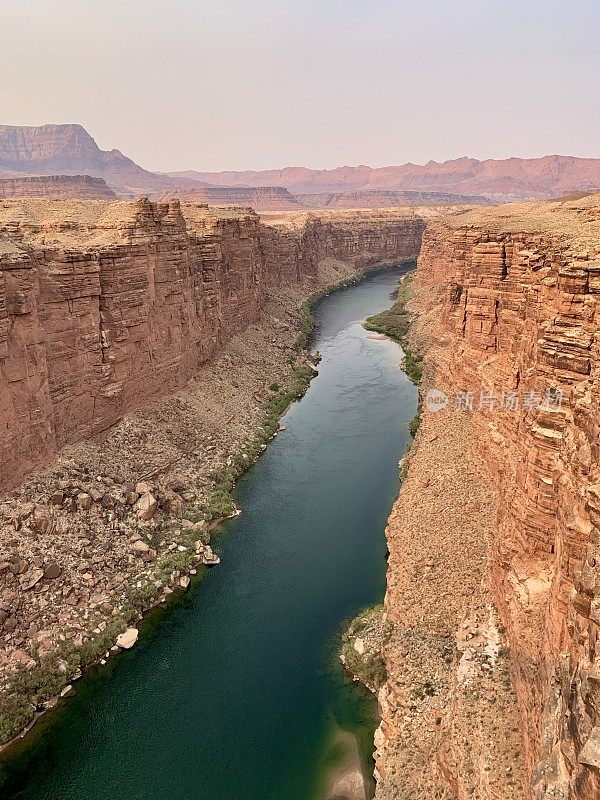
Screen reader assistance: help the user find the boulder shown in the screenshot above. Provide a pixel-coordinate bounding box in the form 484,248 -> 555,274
201,545 -> 220,566
50,490 -> 65,506
162,492 -> 184,516
19,568 -> 44,591
77,492 -> 93,511
136,492 -> 157,521
116,628 -> 139,650
44,562 -> 62,580
12,650 -> 37,669
125,490 -> 139,506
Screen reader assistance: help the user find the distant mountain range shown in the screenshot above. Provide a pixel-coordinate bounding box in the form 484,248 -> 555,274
0,123 -> 599,205
168,155 -> 600,201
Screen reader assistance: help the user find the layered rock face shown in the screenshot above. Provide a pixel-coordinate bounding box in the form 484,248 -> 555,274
0,124 -> 205,195
153,187 -> 489,211
0,175 -> 116,199
378,195 -> 600,799
0,200 -> 424,492
297,189 -> 491,209
151,185 -> 302,211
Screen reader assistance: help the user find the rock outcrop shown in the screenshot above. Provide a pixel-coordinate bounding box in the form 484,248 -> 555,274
377,194 -> 600,799
0,175 -> 117,200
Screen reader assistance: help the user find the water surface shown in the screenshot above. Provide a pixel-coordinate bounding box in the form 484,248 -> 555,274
2,266 -> 417,800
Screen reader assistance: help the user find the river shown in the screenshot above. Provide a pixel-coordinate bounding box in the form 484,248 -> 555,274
1,265 -> 418,800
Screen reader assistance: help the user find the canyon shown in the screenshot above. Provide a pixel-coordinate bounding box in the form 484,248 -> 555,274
2,124 -> 600,205
0,199 -> 424,491
2,189 -> 600,800
374,193 -> 600,800
0,198 -> 424,747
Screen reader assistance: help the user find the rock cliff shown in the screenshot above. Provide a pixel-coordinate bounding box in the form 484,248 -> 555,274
0,124 -> 205,195
297,189 -> 491,209
152,187 -> 489,211
150,185 -> 302,210
377,194 -> 600,799
0,199 -> 424,746
0,175 -> 116,200
0,200 -> 424,492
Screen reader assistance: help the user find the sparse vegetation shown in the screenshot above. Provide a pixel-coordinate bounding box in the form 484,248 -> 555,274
408,411 -> 421,438
340,605 -> 391,692
363,271 -> 423,385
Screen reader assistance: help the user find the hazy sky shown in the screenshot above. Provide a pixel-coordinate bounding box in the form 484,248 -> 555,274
1,0 -> 598,172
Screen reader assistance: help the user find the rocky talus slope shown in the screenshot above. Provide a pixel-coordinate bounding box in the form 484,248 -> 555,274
376,194 -> 600,799
0,199 -> 424,744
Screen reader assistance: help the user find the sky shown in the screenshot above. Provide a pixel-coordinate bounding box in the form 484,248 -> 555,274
1,0 -> 599,172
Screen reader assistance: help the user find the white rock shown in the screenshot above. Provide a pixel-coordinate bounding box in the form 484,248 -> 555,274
202,545 -> 220,566
116,628 -> 139,650
353,637 -> 365,656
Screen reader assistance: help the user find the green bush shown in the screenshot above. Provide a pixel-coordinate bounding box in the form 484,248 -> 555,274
363,271 -> 423,386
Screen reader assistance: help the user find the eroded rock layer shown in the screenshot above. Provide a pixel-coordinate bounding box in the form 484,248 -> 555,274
377,194 -> 600,799
0,175 -> 117,200
0,199 -> 425,746
0,199 -> 424,492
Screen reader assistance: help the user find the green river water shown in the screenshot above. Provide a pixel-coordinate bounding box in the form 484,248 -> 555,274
1,265 -> 418,800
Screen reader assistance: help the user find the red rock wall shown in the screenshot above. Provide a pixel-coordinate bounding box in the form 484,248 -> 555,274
0,200 -> 424,492
414,210 -> 600,799
313,215 -> 425,270
0,175 -> 116,199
